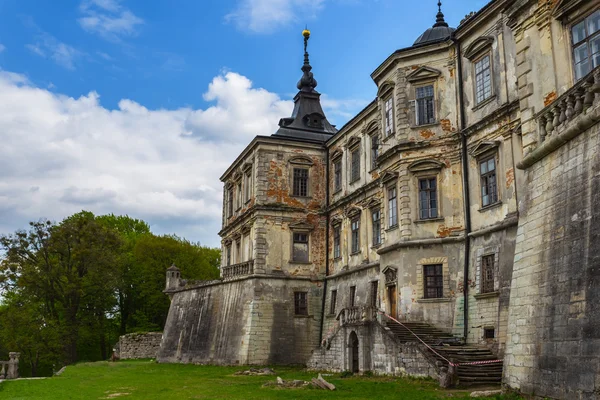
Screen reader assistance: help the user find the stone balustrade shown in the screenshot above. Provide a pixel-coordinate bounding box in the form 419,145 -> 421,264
0,352 -> 20,379
336,306 -> 377,326
221,260 -> 254,280
538,66 -> 600,143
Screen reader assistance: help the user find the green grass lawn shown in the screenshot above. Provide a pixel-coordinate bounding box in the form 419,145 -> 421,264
0,360 -> 514,400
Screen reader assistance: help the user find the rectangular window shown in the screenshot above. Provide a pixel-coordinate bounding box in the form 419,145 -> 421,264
424,264 -> 444,299
388,187 -> 398,227
235,241 -> 241,263
333,225 -> 341,259
292,232 -> 309,263
416,85 -> 435,125
244,171 -> 252,202
481,254 -> 495,294
226,245 -> 232,266
330,290 -> 337,315
236,182 -> 242,210
572,10 -> 600,80
227,188 -> 234,217
418,178 -> 438,220
370,281 -> 378,308
294,292 -> 308,315
293,168 -> 309,197
385,97 -> 394,136
475,55 -> 492,104
349,286 -> 356,307
351,148 -> 360,182
372,209 -> 381,246
351,218 -> 360,254
371,135 -> 379,170
480,156 -> 498,207
334,159 -> 342,192
484,327 -> 495,339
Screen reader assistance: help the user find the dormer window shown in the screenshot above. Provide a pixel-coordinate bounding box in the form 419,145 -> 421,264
572,9 -> 600,81
304,112 -> 325,129
384,97 -> 394,136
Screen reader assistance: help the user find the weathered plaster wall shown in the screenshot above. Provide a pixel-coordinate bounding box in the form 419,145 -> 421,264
118,332 -> 162,360
504,122 -> 600,398
158,277 -> 322,366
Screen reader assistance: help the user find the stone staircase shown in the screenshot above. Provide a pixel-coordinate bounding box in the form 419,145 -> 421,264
386,320 -> 503,387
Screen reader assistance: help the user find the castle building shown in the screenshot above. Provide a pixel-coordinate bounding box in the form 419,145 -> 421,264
159,0 -> 600,397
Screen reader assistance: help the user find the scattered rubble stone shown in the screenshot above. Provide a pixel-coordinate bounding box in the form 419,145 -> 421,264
234,367 -> 275,376
470,390 -> 503,398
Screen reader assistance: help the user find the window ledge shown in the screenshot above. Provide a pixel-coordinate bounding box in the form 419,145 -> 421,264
349,179 -> 361,185
385,225 -> 399,232
472,94 -> 497,111
371,243 -> 382,249
417,298 -> 452,304
350,251 -> 362,256
289,261 -> 312,265
382,133 -> 395,142
333,188 -> 342,195
410,121 -> 439,129
326,313 -> 336,318
291,195 -> 312,200
414,217 -> 445,224
474,291 -> 500,300
478,201 -> 502,212
294,314 -> 313,319
244,199 -> 252,205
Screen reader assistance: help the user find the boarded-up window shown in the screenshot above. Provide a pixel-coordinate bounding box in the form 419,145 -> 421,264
370,281 -> 378,308
333,225 -> 341,259
330,290 -> 337,315
294,292 -> 308,315
424,264 -> 443,299
481,254 -> 495,293
349,286 -> 356,307
292,233 -> 309,263
236,182 -> 242,209
293,168 -> 308,197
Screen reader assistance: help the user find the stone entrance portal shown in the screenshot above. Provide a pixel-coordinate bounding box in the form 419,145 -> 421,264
349,331 -> 359,373
387,285 -> 397,319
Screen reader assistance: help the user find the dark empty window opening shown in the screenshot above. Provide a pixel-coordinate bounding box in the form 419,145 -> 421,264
349,286 -> 356,307
226,245 -> 232,266
370,281 -> 378,308
330,290 -> 337,315
333,225 -> 341,259
419,177 -> 438,220
292,232 -> 309,263
424,264 -> 443,299
294,292 -> 308,316
351,148 -> 360,182
480,156 -> 498,207
371,135 -> 379,170
484,327 -> 495,339
481,254 -> 495,293
227,188 -> 234,217
334,160 -> 342,192
351,218 -> 360,254
293,168 -> 309,197
236,182 -> 242,210
416,85 -> 435,125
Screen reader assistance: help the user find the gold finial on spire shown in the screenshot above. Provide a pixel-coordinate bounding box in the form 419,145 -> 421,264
302,26 -> 311,39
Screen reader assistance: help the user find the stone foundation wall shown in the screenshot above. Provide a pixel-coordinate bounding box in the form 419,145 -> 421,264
504,122 -> 600,398
118,332 -> 163,360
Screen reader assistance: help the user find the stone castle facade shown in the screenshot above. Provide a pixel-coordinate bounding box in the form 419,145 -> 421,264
158,0 -> 600,397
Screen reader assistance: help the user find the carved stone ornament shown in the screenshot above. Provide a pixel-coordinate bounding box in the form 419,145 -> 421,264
382,266 -> 398,285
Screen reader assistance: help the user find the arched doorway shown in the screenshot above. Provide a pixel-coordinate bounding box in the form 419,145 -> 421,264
349,331 -> 359,373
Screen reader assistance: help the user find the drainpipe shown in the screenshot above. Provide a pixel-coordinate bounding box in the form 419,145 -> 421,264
454,36 -> 471,341
319,146 -> 330,344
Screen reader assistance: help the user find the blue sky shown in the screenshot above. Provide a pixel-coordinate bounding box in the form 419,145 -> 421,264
0,0 -> 489,247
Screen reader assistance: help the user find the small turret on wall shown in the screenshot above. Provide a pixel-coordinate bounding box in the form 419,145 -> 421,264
164,264 -> 181,299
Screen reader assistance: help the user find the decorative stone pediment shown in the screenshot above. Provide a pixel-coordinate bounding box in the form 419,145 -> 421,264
344,205 -> 362,218
470,141 -> 500,158
289,221 -> 314,231
364,119 -> 380,135
382,266 -> 397,285
289,156 -> 313,166
232,171 -> 242,181
242,162 -> 253,172
330,214 -> 343,226
380,170 -> 399,184
408,159 -> 445,173
406,66 -> 442,83
347,136 -> 361,149
362,197 -> 381,210
225,181 -> 234,189
331,149 -> 343,160
223,238 -> 232,246
232,231 -> 241,240
377,81 -> 395,98
552,0 -> 588,19
464,37 -> 494,60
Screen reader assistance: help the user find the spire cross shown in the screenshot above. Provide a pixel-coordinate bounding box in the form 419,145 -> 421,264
438,1 -> 442,13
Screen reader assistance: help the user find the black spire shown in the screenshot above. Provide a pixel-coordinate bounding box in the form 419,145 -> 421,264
297,29 -> 318,92
433,1 -> 449,28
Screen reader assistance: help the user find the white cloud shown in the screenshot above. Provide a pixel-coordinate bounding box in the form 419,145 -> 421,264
226,0 -> 325,33
78,0 -> 143,41
0,44 -> 5,53
0,69 -> 294,246
26,34 -> 81,70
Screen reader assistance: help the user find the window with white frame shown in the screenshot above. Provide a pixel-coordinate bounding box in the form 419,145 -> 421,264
384,97 -> 394,136
475,55 -> 492,104
416,85 -> 435,125
572,10 -> 600,80
388,187 -> 398,228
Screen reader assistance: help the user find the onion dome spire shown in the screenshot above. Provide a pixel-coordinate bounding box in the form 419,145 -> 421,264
297,28 -> 318,92
434,1 -> 449,28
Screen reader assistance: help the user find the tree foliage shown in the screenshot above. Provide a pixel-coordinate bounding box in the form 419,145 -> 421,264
0,211 -> 220,376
